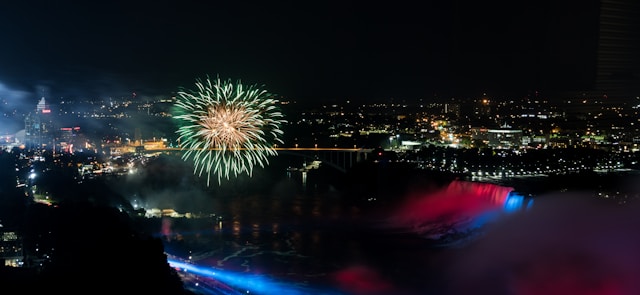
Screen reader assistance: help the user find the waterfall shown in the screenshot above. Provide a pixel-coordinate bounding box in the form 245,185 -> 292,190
385,180 -> 532,242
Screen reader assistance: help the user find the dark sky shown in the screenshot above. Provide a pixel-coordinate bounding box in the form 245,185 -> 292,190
0,0 -> 601,104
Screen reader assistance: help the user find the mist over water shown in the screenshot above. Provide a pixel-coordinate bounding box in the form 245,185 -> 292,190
447,193 -> 640,295
121,155 -> 447,294
116,154 -> 640,295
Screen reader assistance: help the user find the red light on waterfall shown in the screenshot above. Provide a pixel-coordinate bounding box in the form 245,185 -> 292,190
333,265 -> 394,295
385,180 -> 514,239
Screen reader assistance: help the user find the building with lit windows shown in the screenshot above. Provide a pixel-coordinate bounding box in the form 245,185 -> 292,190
0,229 -> 23,267
57,126 -> 83,153
487,129 -> 523,148
24,97 -> 54,150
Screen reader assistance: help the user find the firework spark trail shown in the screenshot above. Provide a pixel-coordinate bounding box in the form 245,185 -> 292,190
173,76 -> 286,185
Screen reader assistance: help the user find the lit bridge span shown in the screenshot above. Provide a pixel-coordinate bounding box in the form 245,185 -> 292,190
144,147 -> 374,173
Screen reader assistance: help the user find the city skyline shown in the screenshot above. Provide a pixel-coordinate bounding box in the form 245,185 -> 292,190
4,2 -> 640,293
2,0 -> 636,105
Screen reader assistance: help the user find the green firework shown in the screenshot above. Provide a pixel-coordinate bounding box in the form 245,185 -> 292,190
173,76 -> 286,185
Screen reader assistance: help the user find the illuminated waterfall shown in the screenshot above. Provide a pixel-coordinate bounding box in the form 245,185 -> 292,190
385,180 -> 532,242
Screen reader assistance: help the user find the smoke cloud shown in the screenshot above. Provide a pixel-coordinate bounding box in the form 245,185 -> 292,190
0,81 -> 33,133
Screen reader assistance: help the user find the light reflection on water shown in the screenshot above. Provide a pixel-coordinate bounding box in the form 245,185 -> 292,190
152,169 -> 521,295
159,191 -> 373,292
157,179 -> 518,295
126,154 -> 640,294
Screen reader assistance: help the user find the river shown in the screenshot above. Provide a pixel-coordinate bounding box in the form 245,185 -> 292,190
122,154 -> 464,295
124,154 -> 640,295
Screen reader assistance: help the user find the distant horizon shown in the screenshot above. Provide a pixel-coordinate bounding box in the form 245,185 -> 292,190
5,1 -> 638,105
0,79 -> 627,104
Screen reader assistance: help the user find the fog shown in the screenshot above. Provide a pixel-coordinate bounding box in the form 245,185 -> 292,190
445,192 -> 640,295
0,81 -> 33,134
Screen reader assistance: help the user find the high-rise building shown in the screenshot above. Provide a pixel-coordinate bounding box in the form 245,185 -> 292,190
451,0 -> 640,101
24,97 -> 54,150
594,0 -> 640,103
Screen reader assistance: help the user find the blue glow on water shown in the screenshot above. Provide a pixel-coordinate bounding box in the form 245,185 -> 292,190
470,210 -> 501,229
168,259 -> 344,295
504,192 -> 525,213
469,191 -> 532,230
526,198 -> 534,209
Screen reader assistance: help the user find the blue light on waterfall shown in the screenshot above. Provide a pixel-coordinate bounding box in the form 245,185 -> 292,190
504,192 -> 525,213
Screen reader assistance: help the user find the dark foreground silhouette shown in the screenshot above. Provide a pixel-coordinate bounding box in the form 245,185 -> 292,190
0,200 -> 195,295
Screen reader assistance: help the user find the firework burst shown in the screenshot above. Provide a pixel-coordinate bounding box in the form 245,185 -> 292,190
173,76 -> 286,185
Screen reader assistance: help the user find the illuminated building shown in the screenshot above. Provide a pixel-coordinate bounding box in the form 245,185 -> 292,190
142,139 -> 167,150
487,128 -> 523,148
443,101 -> 461,118
595,0 -> 640,102
57,126 -> 81,153
0,134 -> 16,150
475,95 -> 491,117
0,230 -> 23,267
24,97 -> 54,150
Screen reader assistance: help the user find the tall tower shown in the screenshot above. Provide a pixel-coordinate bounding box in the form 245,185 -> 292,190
24,97 -> 53,150
595,0 -> 640,103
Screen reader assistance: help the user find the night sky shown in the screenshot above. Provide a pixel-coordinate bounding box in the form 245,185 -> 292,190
0,0 -> 601,104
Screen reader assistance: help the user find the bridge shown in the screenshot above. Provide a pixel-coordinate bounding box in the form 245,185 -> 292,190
275,148 -> 373,173
142,147 -> 374,173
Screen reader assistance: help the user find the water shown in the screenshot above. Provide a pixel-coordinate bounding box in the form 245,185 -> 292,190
125,154 -> 640,295
155,191 -> 443,294
121,154 -> 459,294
